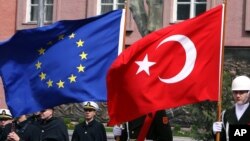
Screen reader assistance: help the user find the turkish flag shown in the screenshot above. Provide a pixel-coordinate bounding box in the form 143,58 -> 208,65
107,5 -> 223,125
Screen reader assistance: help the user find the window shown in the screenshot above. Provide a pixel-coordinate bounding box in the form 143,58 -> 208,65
173,0 -> 207,22
97,0 -> 124,15
27,0 -> 54,23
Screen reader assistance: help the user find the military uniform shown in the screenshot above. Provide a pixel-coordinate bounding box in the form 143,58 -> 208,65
72,101 -> 107,141
71,119 -> 107,141
0,119 -> 41,141
40,117 -> 69,141
118,110 -> 173,141
0,109 -> 13,140
219,102 -> 250,141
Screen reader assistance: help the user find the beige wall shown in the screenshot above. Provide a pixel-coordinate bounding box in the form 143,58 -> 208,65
245,0 -> 250,31
0,0 -> 17,41
0,77 -> 7,108
225,0 -> 250,46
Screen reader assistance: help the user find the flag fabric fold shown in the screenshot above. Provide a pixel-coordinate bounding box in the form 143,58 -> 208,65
0,9 -> 124,117
107,5 -> 223,125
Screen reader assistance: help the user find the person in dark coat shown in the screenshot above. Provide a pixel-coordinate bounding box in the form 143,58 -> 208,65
71,101 -> 107,141
212,75 -> 250,141
39,108 -> 69,141
113,110 -> 173,141
0,109 -> 13,140
27,111 -> 41,127
1,115 -> 41,141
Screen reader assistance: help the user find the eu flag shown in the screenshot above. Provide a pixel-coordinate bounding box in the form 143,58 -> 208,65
0,10 -> 124,117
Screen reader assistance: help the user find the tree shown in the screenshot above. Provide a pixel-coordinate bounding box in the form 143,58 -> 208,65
129,0 -> 163,36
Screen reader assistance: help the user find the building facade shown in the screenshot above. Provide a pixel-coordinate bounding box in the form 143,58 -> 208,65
0,0 -> 250,110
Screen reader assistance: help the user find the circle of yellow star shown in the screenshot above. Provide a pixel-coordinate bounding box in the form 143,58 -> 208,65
76,39 -> 84,47
56,80 -> 65,88
69,33 -> 75,39
68,74 -> 77,83
38,48 -> 45,55
77,64 -> 85,72
35,61 -> 42,69
39,72 -> 46,80
79,52 -> 88,60
46,79 -> 53,87
58,34 -> 64,40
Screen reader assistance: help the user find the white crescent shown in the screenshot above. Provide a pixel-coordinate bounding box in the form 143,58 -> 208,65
157,35 -> 197,83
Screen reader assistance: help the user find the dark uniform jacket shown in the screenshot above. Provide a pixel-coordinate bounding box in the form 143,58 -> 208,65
119,110 -> 173,141
220,103 -> 250,141
40,117 -> 69,141
0,120 -> 41,141
71,119 -> 107,141
0,127 -> 4,140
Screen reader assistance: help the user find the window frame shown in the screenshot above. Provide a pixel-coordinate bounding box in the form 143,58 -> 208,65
172,0 -> 207,22
96,0 -> 124,15
26,0 -> 54,23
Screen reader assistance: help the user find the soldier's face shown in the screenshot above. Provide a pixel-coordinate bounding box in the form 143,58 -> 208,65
84,109 -> 96,121
0,119 -> 12,127
233,90 -> 249,105
40,109 -> 53,120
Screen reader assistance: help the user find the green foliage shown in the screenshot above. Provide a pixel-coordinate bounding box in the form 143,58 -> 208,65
64,117 -> 71,124
172,124 -> 191,137
173,124 -> 181,132
64,117 -> 76,130
78,117 -> 85,123
105,127 -> 113,132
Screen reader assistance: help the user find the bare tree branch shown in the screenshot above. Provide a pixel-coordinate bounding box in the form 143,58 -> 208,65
129,0 -> 149,36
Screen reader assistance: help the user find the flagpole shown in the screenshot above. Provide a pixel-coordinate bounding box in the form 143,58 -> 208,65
122,0 -> 128,51
38,0 -> 45,27
114,1 -> 128,141
216,0 -> 227,141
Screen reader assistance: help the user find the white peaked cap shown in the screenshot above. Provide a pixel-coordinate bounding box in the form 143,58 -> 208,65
83,101 -> 99,110
0,108 -> 12,119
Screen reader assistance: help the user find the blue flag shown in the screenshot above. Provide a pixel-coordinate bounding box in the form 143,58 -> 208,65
0,10 -> 124,117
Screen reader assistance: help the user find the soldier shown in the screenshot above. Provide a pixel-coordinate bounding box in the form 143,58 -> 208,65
1,115 -> 41,141
113,110 -> 173,141
39,108 -> 69,141
71,101 -> 107,141
27,111 -> 41,126
212,75 -> 250,141
0,109 -> 13,128
0,109 -> 13,139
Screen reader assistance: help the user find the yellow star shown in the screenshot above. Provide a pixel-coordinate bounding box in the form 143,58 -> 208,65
46,79 -> 53,87
79,52 -> 87,60
58,34 -> 64,40
47,41 -> 53,45
69,33 -> 75,39
39,72 -> 46,80
38,48 -> 45,55
68,74 -> 77,83
56,80 -> 65,88
35,61 -> 42,69
77,64 -> 85,72
76,39 -> 84,47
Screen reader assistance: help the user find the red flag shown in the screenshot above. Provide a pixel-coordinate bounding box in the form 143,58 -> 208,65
107,5 -> 223,125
